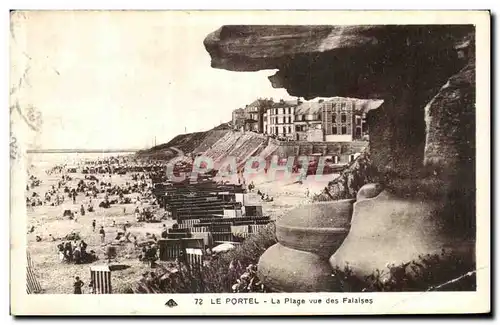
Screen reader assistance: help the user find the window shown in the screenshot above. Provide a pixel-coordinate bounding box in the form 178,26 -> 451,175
332,126 -> 337,135
355,127 -> 362,138
296,125 -> 301,132
318,113 -> 322,120
355,116 -> 361,126
341,113 -> 347,123
341,102 -> 347,111
302,115 -> 306,121
275,127 -> 278,134
332,113 -> 337,123
341,126 -> 347,135
288,126 -> 292,134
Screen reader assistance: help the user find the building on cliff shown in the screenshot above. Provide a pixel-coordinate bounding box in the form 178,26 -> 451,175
233,96 -> 376,142
294,100 -> 324,141
263,98 -> 300,140
243,98 -> 273,133
231,108 -> 246,131
293,97 -> 373,142
321,98 -> 370,142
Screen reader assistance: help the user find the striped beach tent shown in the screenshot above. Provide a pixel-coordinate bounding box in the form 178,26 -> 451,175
158,239 -> 183,261
250,224 -> 267,234
190,226 -> 209,233
181,219 -> 200,227
185,248 -> 203,270
26,252 -> 42,294
90,265 -> 112,294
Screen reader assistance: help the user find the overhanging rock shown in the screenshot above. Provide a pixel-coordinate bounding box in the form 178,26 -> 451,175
204,25 -> 476,291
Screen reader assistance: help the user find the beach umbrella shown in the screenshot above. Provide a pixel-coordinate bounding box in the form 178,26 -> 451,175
212,243 -> 235,253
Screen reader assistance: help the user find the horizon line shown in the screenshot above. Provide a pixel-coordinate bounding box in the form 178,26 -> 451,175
26,148 -> 144,153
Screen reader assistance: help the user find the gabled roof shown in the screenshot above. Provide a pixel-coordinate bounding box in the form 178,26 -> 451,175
295,101 -> 323,115
272,100 -> 298,108
247,98 -> 274,108
295,97 -> 384,115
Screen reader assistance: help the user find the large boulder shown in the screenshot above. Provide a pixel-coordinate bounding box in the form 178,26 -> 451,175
258,199 -> 354,291
329,189 -> 475,276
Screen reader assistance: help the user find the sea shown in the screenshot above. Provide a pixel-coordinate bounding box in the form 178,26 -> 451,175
27,152 -> 136,172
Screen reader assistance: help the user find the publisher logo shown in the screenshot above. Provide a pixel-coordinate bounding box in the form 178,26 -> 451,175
165,299 -> 178,308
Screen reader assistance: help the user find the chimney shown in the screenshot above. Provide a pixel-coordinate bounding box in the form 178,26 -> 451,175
318,99 -> 324,103
297,98 -> 302,105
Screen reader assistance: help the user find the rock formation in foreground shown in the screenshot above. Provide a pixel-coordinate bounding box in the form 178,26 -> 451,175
204,25 -> 476,291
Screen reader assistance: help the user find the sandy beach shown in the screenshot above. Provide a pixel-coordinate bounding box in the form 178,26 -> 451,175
26,153 -> 334,294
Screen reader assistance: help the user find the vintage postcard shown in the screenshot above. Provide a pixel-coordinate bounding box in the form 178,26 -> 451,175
10,10 -> 490,316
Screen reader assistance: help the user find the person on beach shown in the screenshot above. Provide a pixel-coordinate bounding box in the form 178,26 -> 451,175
92,220 -> 96,232
161,226 -> 168,239
73,276 -> 84,294
99,226 -> 105,244
80,204 -> 85,216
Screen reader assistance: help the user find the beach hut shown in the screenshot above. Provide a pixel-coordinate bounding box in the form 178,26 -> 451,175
185,248 -> 204,270
90,265 -> 112,294
26,252 -> 42,294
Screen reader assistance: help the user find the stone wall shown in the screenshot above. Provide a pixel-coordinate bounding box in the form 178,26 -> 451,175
270,138 -> 367,159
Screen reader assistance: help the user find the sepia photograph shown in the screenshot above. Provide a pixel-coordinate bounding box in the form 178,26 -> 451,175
9,10 -> 490,315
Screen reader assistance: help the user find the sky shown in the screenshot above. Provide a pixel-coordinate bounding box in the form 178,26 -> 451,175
10,11 -> 295,150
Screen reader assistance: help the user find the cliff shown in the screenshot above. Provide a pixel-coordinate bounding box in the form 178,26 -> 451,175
204,25 -> 475,194
204,24 -> 477,288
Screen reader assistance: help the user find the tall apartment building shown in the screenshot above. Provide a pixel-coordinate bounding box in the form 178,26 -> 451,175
294,100 -> 324,141
321,98 -> 368,142
243,98 -> 273,133
263,99 -> 299,140
292,98 -> 369,142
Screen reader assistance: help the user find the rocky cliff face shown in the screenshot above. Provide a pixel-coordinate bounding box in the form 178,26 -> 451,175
204,25 -> 472,98
204,25 -> 477,287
